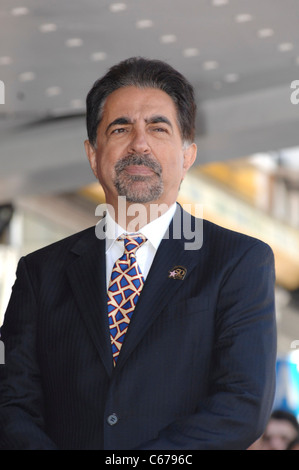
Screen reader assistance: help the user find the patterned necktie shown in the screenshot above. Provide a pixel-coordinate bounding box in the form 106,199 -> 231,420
107,233 -> 147,366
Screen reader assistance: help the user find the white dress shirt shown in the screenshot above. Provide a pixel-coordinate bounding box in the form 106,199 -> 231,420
105,203 -> 177,289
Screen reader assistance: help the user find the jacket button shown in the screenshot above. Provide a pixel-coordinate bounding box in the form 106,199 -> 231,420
107,413 -> 118,426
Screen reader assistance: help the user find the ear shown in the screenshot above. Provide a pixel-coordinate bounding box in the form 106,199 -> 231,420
84,140 -> 98,179
182,142 -> 197,175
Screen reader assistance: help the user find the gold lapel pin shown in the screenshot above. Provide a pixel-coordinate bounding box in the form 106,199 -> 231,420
168,266 -> 187,280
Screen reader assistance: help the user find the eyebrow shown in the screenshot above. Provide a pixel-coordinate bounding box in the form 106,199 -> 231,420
145,115 -> 173,128
105,115 -> 173,134
105,117 -> 131,134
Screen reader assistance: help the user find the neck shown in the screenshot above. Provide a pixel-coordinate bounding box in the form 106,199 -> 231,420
107,197 -> 174,231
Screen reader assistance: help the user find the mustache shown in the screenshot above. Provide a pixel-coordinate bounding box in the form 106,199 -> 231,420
114,154 -> 162,176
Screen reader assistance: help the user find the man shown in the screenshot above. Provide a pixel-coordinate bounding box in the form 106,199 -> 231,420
0,57 -> 276,450
261,410 -> 299,450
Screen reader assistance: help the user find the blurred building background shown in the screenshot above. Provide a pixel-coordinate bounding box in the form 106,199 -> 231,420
1,0 -> 299,419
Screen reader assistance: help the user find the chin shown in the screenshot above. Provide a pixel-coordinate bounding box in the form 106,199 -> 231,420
115,179 -> 164,204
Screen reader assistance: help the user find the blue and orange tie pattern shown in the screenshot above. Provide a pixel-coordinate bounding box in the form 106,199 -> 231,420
107,233 -> 147,366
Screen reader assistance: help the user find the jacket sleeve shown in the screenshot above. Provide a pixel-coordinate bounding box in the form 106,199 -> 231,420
0,257 -> 58,450
137,241 -> 277,450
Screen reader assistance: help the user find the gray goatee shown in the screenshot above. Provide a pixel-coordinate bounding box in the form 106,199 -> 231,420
113,154 -> 163,203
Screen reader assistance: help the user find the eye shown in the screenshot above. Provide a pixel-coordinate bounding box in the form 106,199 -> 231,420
111,127 -> 127,135
152,126 -> 168,133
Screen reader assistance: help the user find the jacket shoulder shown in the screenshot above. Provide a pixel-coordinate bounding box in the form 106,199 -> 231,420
23,226 -> 97,264
201,217 -> 274,257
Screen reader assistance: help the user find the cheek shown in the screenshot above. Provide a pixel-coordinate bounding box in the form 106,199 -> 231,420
97,161 -> 115,184
161,150 -> 185,174
161,159 -> 186,187
95,148 -> 116,175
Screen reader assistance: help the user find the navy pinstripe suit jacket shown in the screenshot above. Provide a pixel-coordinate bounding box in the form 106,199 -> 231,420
0,206 -> 277,449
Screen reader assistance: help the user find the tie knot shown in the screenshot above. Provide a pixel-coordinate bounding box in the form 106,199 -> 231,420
118,233 -> 147,254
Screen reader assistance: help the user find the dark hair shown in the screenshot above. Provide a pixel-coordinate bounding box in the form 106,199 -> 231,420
86,57 -> 196,147
287,437 -> 299,450
271,410 -> 299,432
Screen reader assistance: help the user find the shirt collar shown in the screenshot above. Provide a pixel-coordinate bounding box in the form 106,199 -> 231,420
105,202 -> 177,253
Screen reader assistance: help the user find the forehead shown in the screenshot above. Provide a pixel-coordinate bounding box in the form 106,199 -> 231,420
101,86 -> 179,122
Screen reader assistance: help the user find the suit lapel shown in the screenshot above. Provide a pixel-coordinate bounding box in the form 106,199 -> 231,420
115,206 -> 203,370
66,224 -> 114,377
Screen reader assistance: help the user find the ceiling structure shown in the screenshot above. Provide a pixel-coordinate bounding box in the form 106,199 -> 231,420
0,0 -> 299,202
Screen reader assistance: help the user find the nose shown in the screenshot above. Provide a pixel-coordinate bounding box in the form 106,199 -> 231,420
128,127 -> 151,154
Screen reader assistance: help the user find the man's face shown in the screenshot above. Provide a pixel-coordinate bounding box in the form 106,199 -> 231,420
262,418 -> 298,450
85,86 -> 196,208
